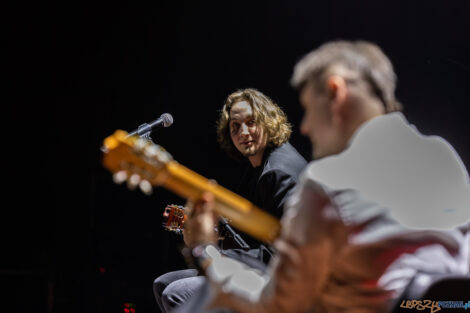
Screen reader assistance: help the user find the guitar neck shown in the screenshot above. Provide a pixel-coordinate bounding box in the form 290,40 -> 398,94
162,161 -> 280,243
102,131 -> 281,244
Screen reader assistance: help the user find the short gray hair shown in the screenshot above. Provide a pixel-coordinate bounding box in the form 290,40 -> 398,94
291,40 -> 402,112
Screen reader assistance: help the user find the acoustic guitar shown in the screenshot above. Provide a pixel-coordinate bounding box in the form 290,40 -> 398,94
101,130 -> 281,244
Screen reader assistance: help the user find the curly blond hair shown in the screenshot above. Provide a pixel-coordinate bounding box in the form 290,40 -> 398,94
217,88 -> 292,160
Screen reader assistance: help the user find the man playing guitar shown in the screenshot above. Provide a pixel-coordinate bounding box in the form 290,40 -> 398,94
152,88 -> 307,313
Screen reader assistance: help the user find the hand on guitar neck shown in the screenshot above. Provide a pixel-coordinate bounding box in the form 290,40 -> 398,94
182,192 -> 219,248
162,179 -> 220,234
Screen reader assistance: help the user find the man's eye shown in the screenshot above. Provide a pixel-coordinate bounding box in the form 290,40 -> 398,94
230,123 -> 240,133
247,120 -> 256,126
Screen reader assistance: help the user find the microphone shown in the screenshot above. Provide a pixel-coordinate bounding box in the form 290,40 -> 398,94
127,113 -> 174,138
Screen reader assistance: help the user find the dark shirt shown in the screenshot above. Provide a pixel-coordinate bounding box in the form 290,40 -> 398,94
220,142 -> 307,259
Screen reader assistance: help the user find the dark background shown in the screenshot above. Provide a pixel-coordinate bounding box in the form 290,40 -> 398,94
5,1 -> 470,312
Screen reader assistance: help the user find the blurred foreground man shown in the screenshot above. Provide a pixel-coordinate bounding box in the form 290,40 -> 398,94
174,40 -> 470,313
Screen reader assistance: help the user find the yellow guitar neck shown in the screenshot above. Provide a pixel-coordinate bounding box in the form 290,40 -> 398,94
101,130 -> 281,244
160,161 -> 280,243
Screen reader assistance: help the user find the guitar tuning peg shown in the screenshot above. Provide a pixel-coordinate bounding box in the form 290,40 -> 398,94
134,138 -> 148,152
127,173 -> 141,190
139,180 -> 153,195
156,149 -> 172,163
144,145 -> 159,158
113,170 -> 128,184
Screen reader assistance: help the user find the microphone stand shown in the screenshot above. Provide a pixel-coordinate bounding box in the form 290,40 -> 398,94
101,122 -> 155,153
129,123 -> 155,143
219,217 -> 250,249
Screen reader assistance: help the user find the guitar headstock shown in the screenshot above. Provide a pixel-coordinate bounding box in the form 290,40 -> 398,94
162,204 -> 187,234
102,130 -> 174,195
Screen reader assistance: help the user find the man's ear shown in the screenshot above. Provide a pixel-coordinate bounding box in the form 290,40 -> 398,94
327,75 -> 347,126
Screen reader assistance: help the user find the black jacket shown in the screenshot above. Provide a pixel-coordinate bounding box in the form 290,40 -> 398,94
237,142 -> 307,219
220,142 -> 307,260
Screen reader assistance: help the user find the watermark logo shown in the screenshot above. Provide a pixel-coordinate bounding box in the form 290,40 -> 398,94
400,300 -> 470,313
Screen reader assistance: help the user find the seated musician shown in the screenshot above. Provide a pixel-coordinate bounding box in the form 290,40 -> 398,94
153,88 -> 307,313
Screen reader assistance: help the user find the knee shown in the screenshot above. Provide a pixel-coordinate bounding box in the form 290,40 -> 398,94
161,285 -> 177,311
153,272 -> 175,298
153,276 -> 165,298
153,269 -> 199,298
161,276 -> 206,312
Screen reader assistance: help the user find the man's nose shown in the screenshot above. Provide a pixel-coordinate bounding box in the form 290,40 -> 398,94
241,123 -> 250,135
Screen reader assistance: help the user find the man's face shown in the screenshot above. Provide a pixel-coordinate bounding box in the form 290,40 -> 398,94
299,82 -> 339,159
229,101 -> 267,160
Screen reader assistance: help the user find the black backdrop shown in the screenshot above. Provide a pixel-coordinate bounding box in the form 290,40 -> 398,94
5,1 -> 470,313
